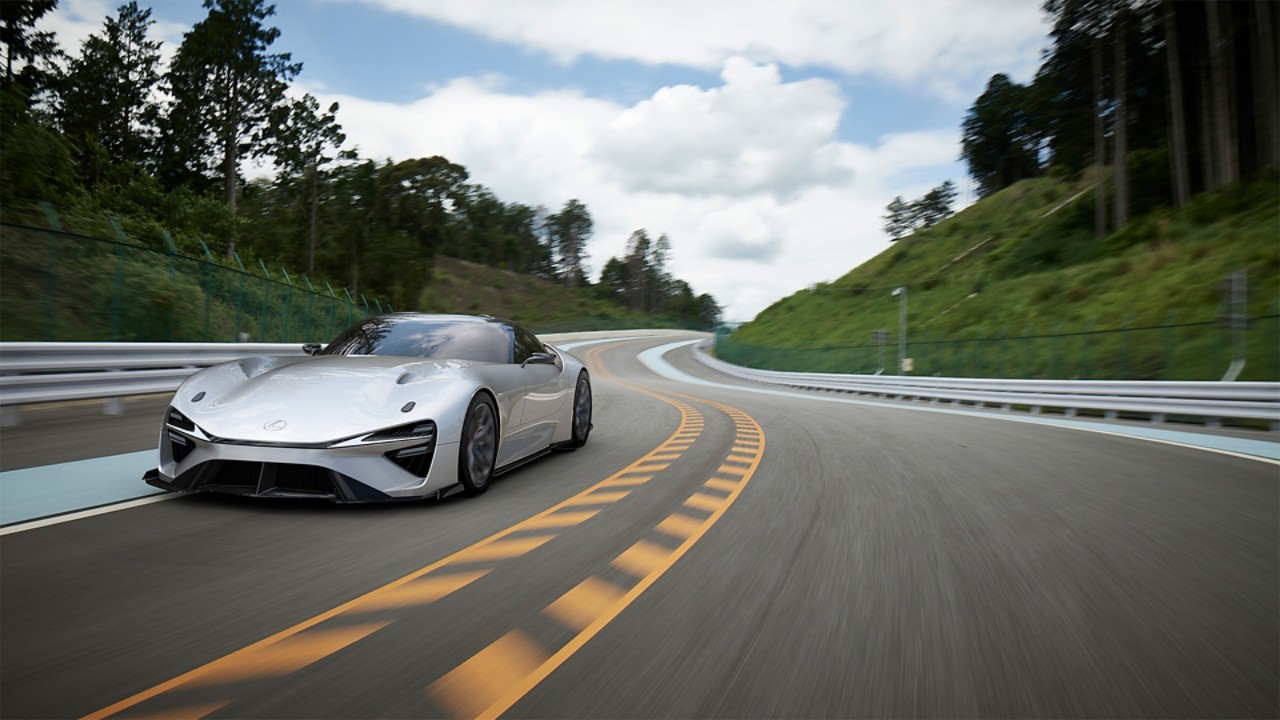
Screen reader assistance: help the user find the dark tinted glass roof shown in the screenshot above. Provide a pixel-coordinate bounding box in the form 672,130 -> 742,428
320,315 -> 513,363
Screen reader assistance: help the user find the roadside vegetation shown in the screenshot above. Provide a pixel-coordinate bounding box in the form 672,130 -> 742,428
0,0 -> 722,343
728,0 -> 1279,381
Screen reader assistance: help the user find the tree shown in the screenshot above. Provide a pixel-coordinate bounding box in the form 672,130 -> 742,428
623,229 -> 652,311
913,181 -> 957,229
57,2 -> 163,183
1163,1 -> 1190,208
271,93 -> 345,273
0,0 -> 60,101
376,155 -> 469,276
961,74 -> 1040,197
883,196 -> 911,240
164,0 -> 301,254
546,199 -> 591,288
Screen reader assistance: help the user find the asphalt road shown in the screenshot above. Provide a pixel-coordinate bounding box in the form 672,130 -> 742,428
1,335 -> 1276,718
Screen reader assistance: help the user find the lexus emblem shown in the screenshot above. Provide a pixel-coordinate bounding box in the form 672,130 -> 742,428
264,419 -> 288,431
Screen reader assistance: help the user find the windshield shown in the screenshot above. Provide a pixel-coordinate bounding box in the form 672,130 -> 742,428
319,316 -> 512,363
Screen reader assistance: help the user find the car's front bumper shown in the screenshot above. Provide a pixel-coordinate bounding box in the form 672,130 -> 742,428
150,428 -> 463,501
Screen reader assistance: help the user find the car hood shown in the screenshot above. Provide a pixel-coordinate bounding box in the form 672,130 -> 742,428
176,355 -> 487,444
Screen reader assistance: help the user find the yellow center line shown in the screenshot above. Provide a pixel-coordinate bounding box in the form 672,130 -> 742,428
467,396 -> 766,720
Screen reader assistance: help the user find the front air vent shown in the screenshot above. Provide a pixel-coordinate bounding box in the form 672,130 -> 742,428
166,407 -> 195,431
385,444 -> 433,477
168,431 -> 195,463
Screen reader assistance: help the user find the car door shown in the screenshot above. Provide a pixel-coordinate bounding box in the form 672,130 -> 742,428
513,324 -> 568,431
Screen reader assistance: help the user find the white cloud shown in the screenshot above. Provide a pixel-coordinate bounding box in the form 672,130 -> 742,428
591,59 -> 848,198
363,0 -> 1046,98
312,59 -> 965,321
39,0 -> 188,68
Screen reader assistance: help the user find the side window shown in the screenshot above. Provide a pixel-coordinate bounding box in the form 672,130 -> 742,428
512,325 -> 544,364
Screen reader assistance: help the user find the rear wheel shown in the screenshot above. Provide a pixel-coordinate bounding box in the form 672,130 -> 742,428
568,372 -> 592,448
458,394 -> 498,495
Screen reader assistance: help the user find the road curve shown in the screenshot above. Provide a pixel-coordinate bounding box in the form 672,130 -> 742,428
1,334 -> 1276,718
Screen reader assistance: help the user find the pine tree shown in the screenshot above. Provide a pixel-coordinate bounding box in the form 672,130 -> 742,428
163,0 -> 301,254
271,93 -> 346,273
57,2 -> 163,182
547,199 -> 591,289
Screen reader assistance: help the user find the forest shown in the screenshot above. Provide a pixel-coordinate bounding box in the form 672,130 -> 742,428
0,0 -> 723,330
960,0 -> 1277,225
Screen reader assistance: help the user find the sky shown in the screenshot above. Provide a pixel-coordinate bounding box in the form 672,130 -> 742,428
42,0 -> 1051,321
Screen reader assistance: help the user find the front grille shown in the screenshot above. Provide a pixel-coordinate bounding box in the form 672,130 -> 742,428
189,460 -> 338,497
274,464 -> 337,495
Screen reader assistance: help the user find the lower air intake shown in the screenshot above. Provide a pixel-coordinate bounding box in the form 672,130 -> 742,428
385,444 -> 434,477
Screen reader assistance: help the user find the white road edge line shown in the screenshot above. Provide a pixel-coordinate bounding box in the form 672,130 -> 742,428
0,494 -> 178,537
640,339 -> 1280,467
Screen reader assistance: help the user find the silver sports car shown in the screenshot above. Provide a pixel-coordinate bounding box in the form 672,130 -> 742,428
142,314 -> 592,501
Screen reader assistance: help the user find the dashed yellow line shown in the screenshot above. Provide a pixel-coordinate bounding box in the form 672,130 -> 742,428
518,510 -> 601,530
184,624 -> 388,687
445,535 -> 557,564
655,513 -> 705,539
611,540 -> 675,577
431,631 -> 550,720
704,478 -> 741,493
543,577 -> 627,631
355,572 -> 490,612
452,400 -> 767,720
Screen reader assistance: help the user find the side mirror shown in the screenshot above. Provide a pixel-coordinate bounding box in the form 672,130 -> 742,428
302,343 -> 322,356
522,351 -> 560,368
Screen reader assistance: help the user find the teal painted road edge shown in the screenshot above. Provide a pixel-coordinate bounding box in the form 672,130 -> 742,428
640,339 -> 1280,463
0,450 -> 161,526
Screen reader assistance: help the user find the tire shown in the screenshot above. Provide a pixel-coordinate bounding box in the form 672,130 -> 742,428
458,394 -> 498,496
568,371 -> 592,449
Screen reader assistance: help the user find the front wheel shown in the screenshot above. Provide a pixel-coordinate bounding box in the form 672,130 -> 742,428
568,372 -> 592,448
458,394 -> 498,495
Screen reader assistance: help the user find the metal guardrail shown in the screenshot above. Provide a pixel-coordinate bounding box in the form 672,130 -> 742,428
694,341 -> 1280,428
0,342 -> 305,410
0,334 -> 585,412
3,340 -> 1278,429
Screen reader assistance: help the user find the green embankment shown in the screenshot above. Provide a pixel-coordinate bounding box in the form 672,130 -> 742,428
726,172 -> 1279,381
0,215 -> 690,343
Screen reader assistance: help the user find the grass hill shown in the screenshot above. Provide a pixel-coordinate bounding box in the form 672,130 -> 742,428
726,170 -> 1279,381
